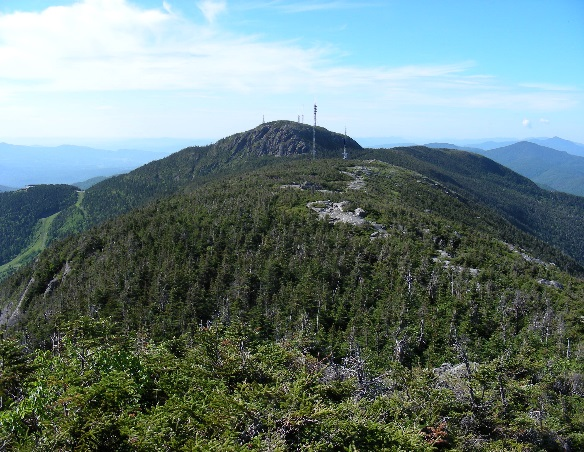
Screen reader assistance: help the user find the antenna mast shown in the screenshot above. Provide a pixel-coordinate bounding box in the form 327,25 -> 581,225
343,127 -> 348,160
312,103 -> 317,159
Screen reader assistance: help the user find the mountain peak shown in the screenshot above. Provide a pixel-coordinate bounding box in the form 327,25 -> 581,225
212,120 -> 362,159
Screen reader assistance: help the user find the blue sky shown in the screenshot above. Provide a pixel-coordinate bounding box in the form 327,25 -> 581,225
0,0 -> 582,144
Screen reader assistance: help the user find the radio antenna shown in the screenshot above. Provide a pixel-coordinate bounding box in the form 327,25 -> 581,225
343,127 -> 348,160
312,103 -> 317,159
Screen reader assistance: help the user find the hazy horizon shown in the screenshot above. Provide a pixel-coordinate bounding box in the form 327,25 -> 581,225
2,132 -> 583,152
2,134 -> 584,152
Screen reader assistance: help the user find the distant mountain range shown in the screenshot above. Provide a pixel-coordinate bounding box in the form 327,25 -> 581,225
520,137 -> 584,157
3,136 -> 583,192
460,137 -> 584,155
425,142 -> 484,153
359,136 -> 584,155
0,143 -> 174,188
425,140 -> 584,196
479,142 -> 584,195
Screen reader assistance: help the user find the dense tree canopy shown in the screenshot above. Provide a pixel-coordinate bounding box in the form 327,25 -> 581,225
0,123 -> 583,450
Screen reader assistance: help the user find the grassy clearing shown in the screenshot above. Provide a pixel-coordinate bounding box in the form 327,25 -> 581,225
0,211 -> 60,281
76,190 -> 85,210
0,192 -> 85,281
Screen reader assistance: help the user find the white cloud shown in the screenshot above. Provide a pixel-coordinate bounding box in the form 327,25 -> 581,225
0,0 -> 579,139
162,1 -> 173,14
0,0 -> 577,113
0,0 -> 327,94
0,0 -> 479,98
522,119 -> 532,128
0,0 -> 172,90
197,0 -> 226,23
540,118 -> 550,124
520,83 -> 576,92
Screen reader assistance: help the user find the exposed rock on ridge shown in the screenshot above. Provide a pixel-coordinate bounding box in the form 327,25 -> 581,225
212,120 -> 362,158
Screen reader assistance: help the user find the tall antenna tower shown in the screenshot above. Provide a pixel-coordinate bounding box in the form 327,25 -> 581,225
343,127 -> 348,160
312,103 -> 317,159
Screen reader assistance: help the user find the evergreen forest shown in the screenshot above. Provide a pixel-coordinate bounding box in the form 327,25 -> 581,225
0,122 -> 583,451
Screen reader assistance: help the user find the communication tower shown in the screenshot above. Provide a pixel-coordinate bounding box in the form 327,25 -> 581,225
312,104 -> 317,159
343,127 -> 348,160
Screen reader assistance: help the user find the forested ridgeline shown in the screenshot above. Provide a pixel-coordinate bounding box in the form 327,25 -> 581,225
357,146 -> 584,268
2,123 -> 365,283
49,121 -> 358,242
0,185 -> 78,265
1,160 -> 583,449
3,160 -> 582,345
46,122 -> 584,277
0,121 -> 577,289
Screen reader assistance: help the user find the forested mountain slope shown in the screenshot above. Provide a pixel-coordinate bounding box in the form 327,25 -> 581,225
3,121 -> 357,282
1,158 -> 583,450
3,122 -> 582,287
427,141 -> 584,197
1,120 -> 584,450
481,142 -> 584,197
357,146 -> 584,267
45,122 -> 584,272
0,185 -> 78,266
48,121 -> 359,240
4,158 -> 579,338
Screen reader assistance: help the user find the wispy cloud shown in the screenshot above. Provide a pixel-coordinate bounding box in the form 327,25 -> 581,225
197,0 -> 227,23
0,0 -> 580,138
0,0 -> 474,97
162,1 -> 173,14
520,82 -> 577,92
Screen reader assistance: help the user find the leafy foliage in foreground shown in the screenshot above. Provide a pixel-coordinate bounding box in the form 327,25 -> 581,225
1,319 -> 583,451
